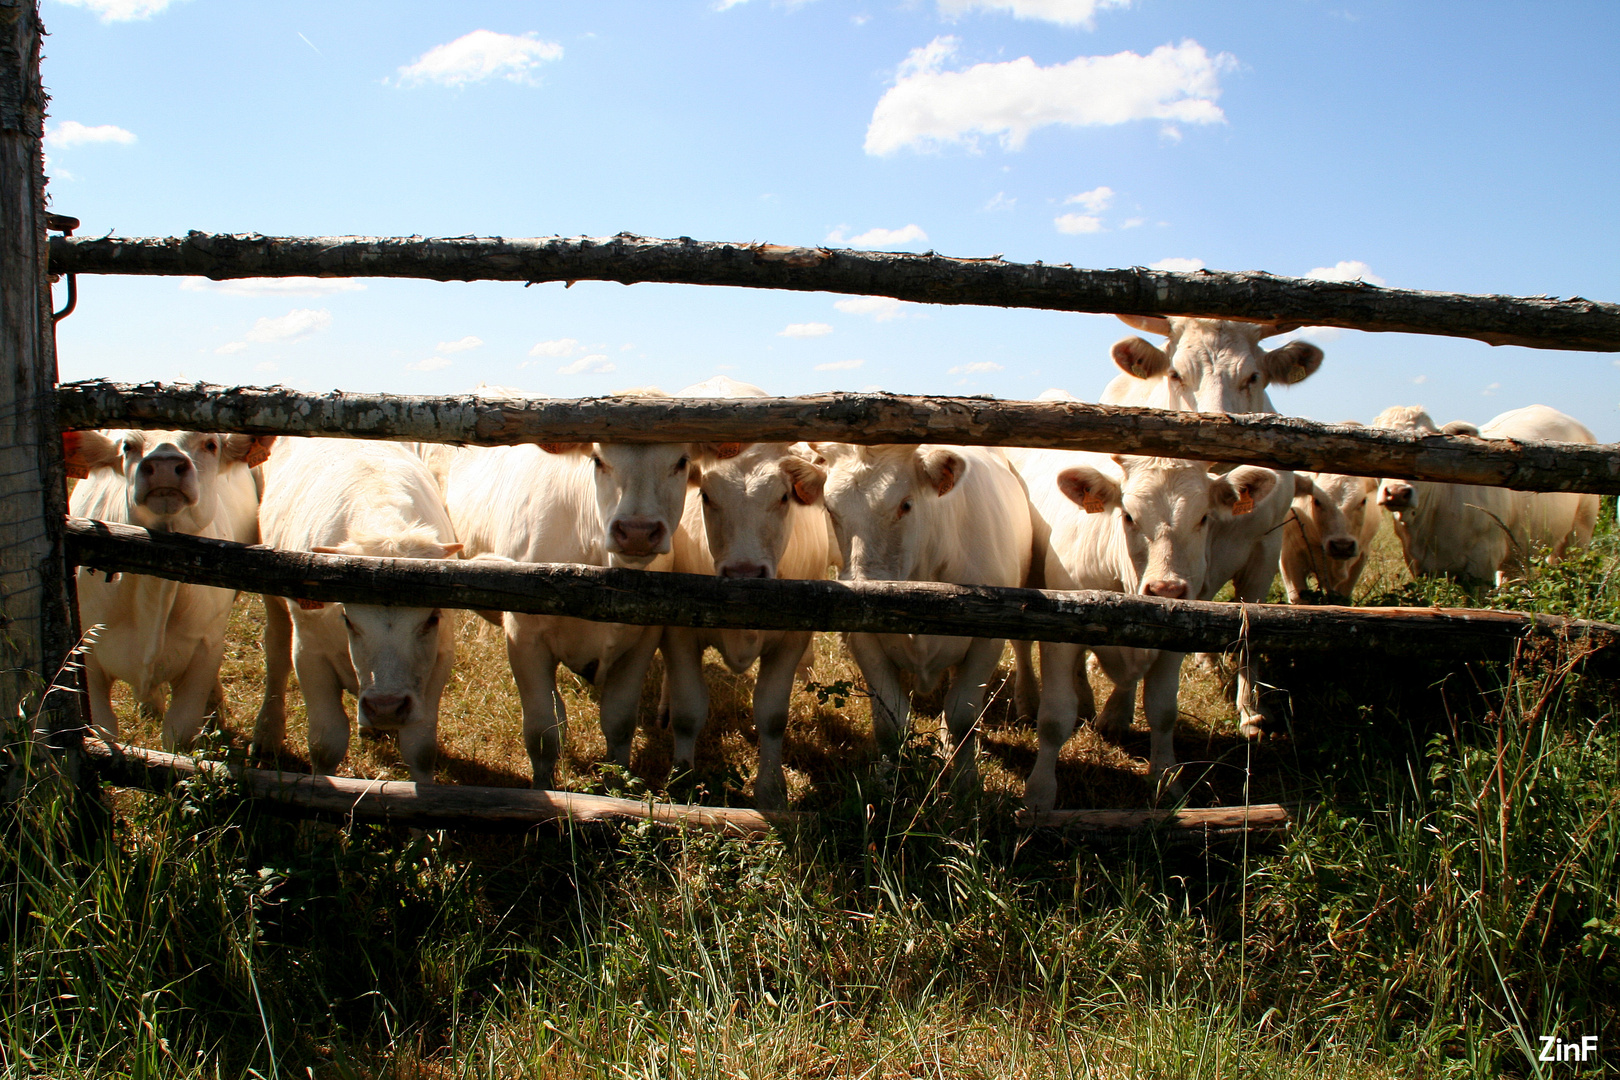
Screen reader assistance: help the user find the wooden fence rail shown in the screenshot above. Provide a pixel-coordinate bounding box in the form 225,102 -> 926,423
57,380 -> 1620,495
48,232 -> 1620,352
66,518 -> 1620,659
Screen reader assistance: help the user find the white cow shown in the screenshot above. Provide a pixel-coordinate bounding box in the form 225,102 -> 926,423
1101,315 -> 1325,736
65,429 -> 274,748
1280,465 -> 1382,604
1373,405 -> 1599,585
1017,450 -> 1279,810
439,412 -> 697,788
813,442 -> 1033,789
659,388 -> 830,810
251,439 -> 462,783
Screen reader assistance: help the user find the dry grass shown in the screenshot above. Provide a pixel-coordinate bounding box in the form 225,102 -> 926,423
105,518 -> 1417,813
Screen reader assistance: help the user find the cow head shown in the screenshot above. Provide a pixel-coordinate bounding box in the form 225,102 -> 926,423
813,443 -> 966,583
695,443 -> 826,579
1370,406 -> 1440,514
1293,471 -> 1379,563
539,441 -> 697,568
1060,455 -> 1279,599
63,428 -> 275,532
311,525 -> 462,736
1110,315 -> 1324,413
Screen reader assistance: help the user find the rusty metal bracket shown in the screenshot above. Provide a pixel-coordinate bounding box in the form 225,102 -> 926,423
48,213 -> 78,323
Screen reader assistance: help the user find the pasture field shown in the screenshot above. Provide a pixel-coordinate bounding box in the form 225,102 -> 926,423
3,505 -> 1617,1078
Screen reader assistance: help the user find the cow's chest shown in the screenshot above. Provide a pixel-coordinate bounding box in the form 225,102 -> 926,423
875,632 -> 972,693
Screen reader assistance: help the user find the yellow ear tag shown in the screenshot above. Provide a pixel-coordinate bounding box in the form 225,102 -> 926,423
65,463 -> 89,479
1232,494 -> 1255,516
1081,493 -> 1106,514
297,599 -> 327,610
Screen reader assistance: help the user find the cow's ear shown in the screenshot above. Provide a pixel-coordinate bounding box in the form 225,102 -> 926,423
434,543 -> 463,558
1261,341 -> 1323,386
1293,472 -> 1316,497
62,430 -> 121,479
1212,466 -> 1279,516
538,442 -> 588,455
781,455 -> 826,505
311,545 -> 345,555
1441,420 -> 1480,437
704,442 -> 745,460
1110,336 -> 1169,380
224,434 -> 276,467
917,447 -> 967,497
1057,465 -> 1120,514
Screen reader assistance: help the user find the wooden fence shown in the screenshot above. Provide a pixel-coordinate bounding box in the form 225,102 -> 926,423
5,1 -> 1620,836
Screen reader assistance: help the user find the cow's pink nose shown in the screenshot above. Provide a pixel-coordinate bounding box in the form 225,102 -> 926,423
610,517 -> 667,555
1379,483 -> 1414,509
1326,537 -> 1358,559
359,691 -> 411,727
140,455 -> 190,482
1143,578 -> 1188,599
719,560 -> 771,579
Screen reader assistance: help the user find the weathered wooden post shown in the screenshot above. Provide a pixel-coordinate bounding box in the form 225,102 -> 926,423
0,0 -> 79,743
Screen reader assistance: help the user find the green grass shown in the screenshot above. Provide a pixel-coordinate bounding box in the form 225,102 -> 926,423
1,503 -> 1616,1078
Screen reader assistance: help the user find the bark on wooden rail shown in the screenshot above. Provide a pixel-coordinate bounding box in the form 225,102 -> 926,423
56,380 -> 1620,495
47,231 -> 1620,352
82,737 -> 1292,836
64,518 -> 1620,659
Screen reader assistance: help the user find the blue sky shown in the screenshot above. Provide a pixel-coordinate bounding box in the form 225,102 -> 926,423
40,0 -> 1620,437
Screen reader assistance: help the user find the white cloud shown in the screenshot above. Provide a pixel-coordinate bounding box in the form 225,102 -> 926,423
948,361 -> 1004,375
936,0 -> 1131,28
1305,260 -> 1387,286
780,322 -> 834,338
834,296 -> 922,322
1411,375 -> 1428,385
51,0 -> 178,22
826,223 -> 929,249
407,356 -> 452,372
397,30 -> 563,88
180,277 -> 365,298
1120,216 -> 1145,229
44,121 -> 136,150
983,191 -> 1016,212
1063,185 -> 1113,213
1149,256 -> 1204,272
815,358 -> 866,372
529,337 -> 579,357
1482,382 -> 1500,396
558,354 -> 615,376
866,38 -> 1234,155
244,308 -> 332,344
214,341 -> 248,356
1055,213 -> 1103,235
436,335 -> 484,353
254,361 -> 278,374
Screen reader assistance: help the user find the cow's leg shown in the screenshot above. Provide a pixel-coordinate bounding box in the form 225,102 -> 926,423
251,595 -> 294,758
752,631 -> 809,812
843,632 -> 910,753
83,654 -> 118,741
1091,645 -> 1147,740
1141,649 -> 1188,798
506,619 -> 564,789
940,636 -> 1004,793
1025,641 -> 1092,812
1279,540 -> 1311,604
661,627 -> 710,775
1011,639 -> 1039,722
397,719 -> 439,785
162,634 -> 229,751
296,653 -> 351,777
597,627 -> 663,772
1230,546 -> 1283,738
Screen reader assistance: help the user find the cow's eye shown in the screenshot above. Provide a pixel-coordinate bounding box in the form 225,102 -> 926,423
898,499 -> 913,516
1313,497 -> 1324,510
423,612 -> 440,633
204,439 -> 218,453
590,454 -> 605,471
1168,371 -> 1183,383
123,441 -> 139,455
674,455 -> 689,473
1198,514 -> 1209,528
1122,512 -> 1135,527
342,614 -> 356,632
700,490 -> 713,507
1246,373 -> 1261,388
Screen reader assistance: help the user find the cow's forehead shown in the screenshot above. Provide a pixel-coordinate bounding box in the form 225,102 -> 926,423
114,428 -> 212,452
1168,320 -> 1266,371
1120,459 -> 1211,514
594,442 -> 690,466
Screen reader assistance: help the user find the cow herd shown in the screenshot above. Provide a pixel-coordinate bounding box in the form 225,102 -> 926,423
63,316 -> 1605,811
